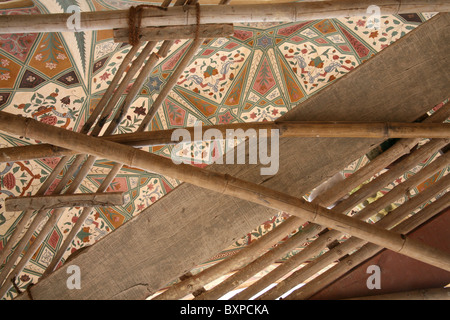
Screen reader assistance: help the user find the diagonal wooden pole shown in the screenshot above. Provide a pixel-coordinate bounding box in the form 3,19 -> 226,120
285,191 -> 450,300
4,192 -> 125,212
256,163 -> 450,300
43,0 -> 211,278
1,111 -> 450,280
1,1 -> 449,34
196,151 -> 450,300
0,4 -> 174,290
180,105 -> 450,300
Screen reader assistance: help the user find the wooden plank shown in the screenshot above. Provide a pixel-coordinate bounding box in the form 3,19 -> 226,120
1,1 -> 450,33
4,192 -> 125,212
11,13 -> 450,300
113,24 -> 234,43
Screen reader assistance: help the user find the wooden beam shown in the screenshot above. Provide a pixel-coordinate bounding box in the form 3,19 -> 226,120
285,192 -> 450,300
113,24 -> 234,43
0,0 -> 34,9
3,111 -> 450,274
331,138 -> 449,214
2,121 -> 448,162
4,192 -> 124,211
1,1 -> 449,34
10,13 -> 450,300
201,151 -> 450,300
313,109 -> 450,208
41,0 -> 192,278
257,172 -> 450,300
166,136 -> 450,300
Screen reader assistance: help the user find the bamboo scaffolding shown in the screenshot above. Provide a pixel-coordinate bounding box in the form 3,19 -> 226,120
113,23 -> 234,42
5,39 -> 164,287
1,1 -> 449,34
262,174 -> 450,300
4,192 -> 124,211
43,0 -> 209,278
203,151 -> 450,300
2,112 -> 450,288
154,214 -> 313,300
155,136 -> 449,299
331,138 -> 449,214
0,36 -> 150,274
285,191 -> 450,300
240,153 -> 449,300
0,16 -> 171,294
42,0 -> 191,279
1,121 -> 449,163
0,154 -> 90,289
313,107 -> 450,208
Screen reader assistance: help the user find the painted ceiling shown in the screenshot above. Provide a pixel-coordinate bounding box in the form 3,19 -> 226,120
0,0 -> 443,299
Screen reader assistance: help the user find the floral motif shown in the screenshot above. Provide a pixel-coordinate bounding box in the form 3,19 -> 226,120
282,42 -> 357,94
178,49 -> 247,102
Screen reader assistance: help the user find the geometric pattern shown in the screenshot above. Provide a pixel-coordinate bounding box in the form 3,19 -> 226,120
0,0 -> 438,299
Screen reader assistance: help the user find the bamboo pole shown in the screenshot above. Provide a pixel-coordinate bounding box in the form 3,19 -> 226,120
155,215 -> 313,300
1,1 -> 449,34
4,192 -> 124,211
0,31 -> 161,295
42,0 -> 186,278
264,174 -> 450,300
43,0 -> 198,277
2,121 -> 449,162
313,106 -> 450,208
221,151 -> 450,300
113,24 -> 234,42
2,112 -> 450,279
286,191 -> 450,300
332,138 -> 449,214
198,151 -> 450,300
138,40 -> 203,131
155,126 -> 449,299
346,287 -> 450,300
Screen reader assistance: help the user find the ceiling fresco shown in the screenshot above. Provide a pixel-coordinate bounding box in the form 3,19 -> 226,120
0,0 -> 443,299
